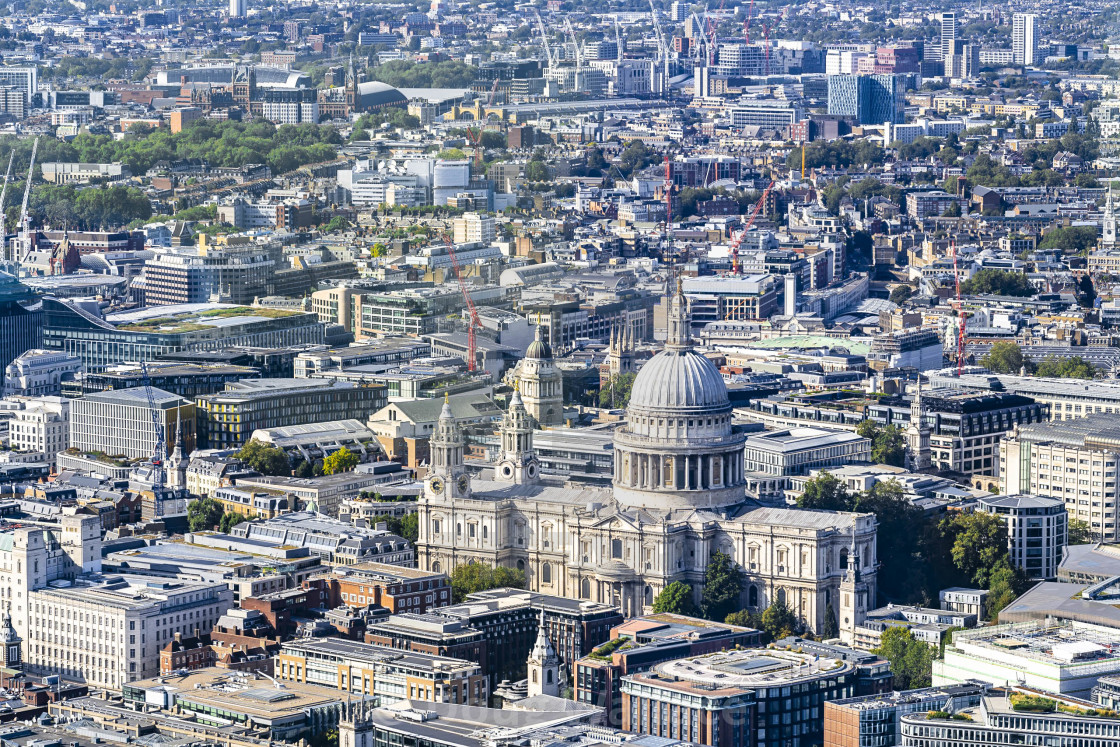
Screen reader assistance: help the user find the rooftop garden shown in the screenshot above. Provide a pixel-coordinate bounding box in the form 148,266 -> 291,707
1011,694 -> 1056,713
927,711 -> 973,721
63,448 -> 137,467
588,637 -> 630,660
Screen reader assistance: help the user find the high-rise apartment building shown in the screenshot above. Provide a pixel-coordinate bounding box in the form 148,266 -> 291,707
452,212 -> 496,245
1013,13 -> 1041,66
940,12 -> 957,62
229,0 -> 246,17
827,74 -> 905,124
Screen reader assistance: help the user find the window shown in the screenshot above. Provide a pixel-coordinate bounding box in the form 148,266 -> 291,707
541,562 -> 552,584
612,539 -> 622,559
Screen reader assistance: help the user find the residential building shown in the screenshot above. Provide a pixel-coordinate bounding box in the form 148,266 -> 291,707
999,413 -> 1120,542
3,350 -> 82,397
979,494 -> 1067,580
905,191 -> 965,220
827,74 -> 904,125
70,387 -> 194,460
940,13 -> 957,63
451,212 -> 495,245
195,379 -> 386,449
277,637 -> 487,705
0,68 -> 36,100
1013,13 -> 1041,66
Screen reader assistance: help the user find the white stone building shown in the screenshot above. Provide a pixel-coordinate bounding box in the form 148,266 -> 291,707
415,285 -> 877,631
8,396 -> 69,467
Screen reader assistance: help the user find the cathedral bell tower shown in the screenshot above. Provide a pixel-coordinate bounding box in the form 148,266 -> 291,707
526,611 -> 560,698
426,395 -> 471,501
0,609 -> 21,670
495,388 -> 540,484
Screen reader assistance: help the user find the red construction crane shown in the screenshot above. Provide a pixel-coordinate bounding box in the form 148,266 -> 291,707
664,155 -> 673,262
951,239 -> 967,375
465,127 -> 485,173
706,0 -> 725,65
763,8 -> 786,76
444,234 -> 481,371
743,0 -> 755,44
729,181 -> 774,275
486,78 -> 500,106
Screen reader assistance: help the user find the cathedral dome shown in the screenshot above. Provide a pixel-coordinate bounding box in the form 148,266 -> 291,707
526,326 -> 552,360
627,348 -> 729,414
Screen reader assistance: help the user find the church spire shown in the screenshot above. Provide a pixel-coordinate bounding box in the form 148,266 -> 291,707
495,386 -> 539,484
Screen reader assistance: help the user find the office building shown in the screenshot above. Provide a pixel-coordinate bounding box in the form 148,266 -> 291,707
8,397 -> 69,466
999,413 -> 1120,542
621,643 -> 889,747
854,605 -> 977,651
63,362 -> 259,400
229,0 -> 246,17
326,562 -> 451,613
0,68 -> 36,99
742,427 -> 871,476
3,349 -> 82,397
934,620 -> 1120,697
929,369 -> 1120,422
979,495 -> 1066,580
0,273 -> 42,388
195,378 -> 386,449
70,387 -> 194,460
1013,13 -> 1041,66
278,637 -> 487,705
42,298 -> 323,372
143,243 -> 276,306
824,683 -> 987,747
827,74 -> 905,125
901,690 -> 1120,747
574,614 -> 761,728
219,511 -> 413,565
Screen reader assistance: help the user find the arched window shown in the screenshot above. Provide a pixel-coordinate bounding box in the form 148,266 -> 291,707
546,670 -> 553,684
482,525 -> 488,540
517,559 -> 526,572
432,561 -> 442,574
777,588 -> 786,605
541,562 -> 552,584
532,670 -> 538,683
580,578 -> 591,598
748,585 -> 758,608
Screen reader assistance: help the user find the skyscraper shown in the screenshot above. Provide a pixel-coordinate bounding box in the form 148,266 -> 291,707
940,12 -> 957,63
1013,13 -> 1040,66
229,0 -> 246,17
827,73 -> 905,125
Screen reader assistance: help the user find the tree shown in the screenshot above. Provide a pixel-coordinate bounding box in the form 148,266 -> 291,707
823,604 -> 838,639
236,440 -> 291,476
449,562 -> 526,603
652,581 -> 699,616
724,609 -> 763,629
942,511 -> 1009,589
1038,225 -> 1099,256
220,512 -> 247,533
599,373 -> 637,409
187,497 -> 223,532
981,341 -> 1029,375
986,559 -> 1028,619
372,513 -> 419,544
1068,517 -> 1093,545
797,472 -> 853,511
889,284 -> 913,305
760,601 -> 798,640
1078,275 -> 1097,308
700,551 -> 744,622
323,448 -> 359,475
874,627 -> 933,690
526,160 -> 550,182
960,269 -> 1035,297
1033,355 -> 1096,379
856,422 -> 906,467
854,480 -> 927,605
941,201 -> 962,217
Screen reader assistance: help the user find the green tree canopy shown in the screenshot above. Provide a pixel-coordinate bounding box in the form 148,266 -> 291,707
1038,225 -> 1099,256
700,551 -> 744,622
600,373 -> 637,409
986,558 -> 1029,619
760,601 -> 798,640
187,497 -> 223,532
1033,355 -> 1096,379
856,421 -> 907,467
652,581 -> 699,616
889,284 -> 913,305
981,341 -> 1029,374
372,513 -> 419,544
942,511 -> 1009,589
220,512 -> 247,533
1068,517 -> 1093,545
960,269 -> 1035,297
797,472 -> 853,511
874,627 -> 933,690
236,440 -> 291,476
323,447 -> 359,475
449,562 -> 526,603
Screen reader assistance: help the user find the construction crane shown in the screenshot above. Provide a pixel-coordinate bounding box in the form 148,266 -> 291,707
17,137 -> 38,264
951,240 -> 968,375
486,77 -> 500,106
465,127 -> 485,173
729,181 -> 774,275
0,153 -> 13,236
705,0 -> 726,65
533,10 -> 556,69
763,8 -> 787,76
743,0 -> 755,44
139,360 -> 167,494
649,0 -> 671,92
564,16 -> 581,73
614,18 -> 623,63
443,235 -> 481,372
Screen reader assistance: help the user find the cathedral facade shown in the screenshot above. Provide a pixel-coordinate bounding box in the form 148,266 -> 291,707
415,285 -> 876,634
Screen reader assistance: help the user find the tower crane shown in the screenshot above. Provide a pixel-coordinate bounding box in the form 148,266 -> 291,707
729,181 -> 774,275
17,137 -> 38,264
564,16 -> 582,73
443,235 -> 481,372
533,10 -> 556,69
139,360 -> 167,497
743,0 -> 755,44
951,240 -> 968,375
649,0 -> 671,93
0,153 -> 13,236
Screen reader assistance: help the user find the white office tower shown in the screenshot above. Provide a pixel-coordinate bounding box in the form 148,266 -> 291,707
229,0 -> 246,17
1013,13 -> 1040,66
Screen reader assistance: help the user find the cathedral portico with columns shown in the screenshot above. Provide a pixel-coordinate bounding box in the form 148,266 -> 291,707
415,282 -> 877,630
